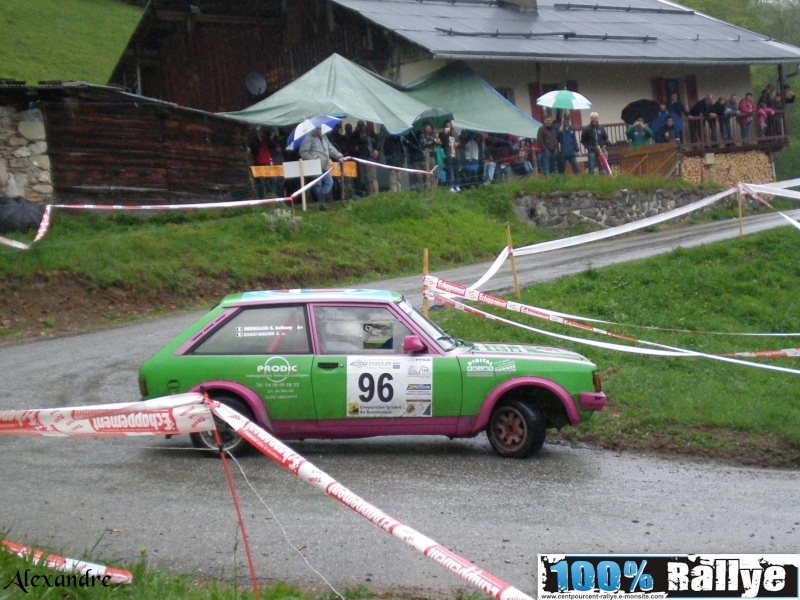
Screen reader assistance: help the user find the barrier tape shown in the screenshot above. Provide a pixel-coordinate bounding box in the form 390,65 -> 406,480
0,392 -> 214,436
468,187 -> 738,290
347,156 -> 432,176
423,280 -> 800,375
738,182 -> 800,233
720,348 -> 800,358
208,400 -> 534,600
1,539 -> 133,585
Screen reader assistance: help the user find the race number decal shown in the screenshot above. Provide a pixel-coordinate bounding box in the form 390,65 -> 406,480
346,357 -> 433,417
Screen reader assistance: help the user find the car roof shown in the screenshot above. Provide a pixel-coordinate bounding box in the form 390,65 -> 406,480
220,288 -> 405,308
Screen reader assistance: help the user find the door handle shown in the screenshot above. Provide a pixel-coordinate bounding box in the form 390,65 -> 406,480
317,362 -> 341,369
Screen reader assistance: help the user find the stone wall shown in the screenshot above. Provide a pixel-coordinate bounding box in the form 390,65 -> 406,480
0,106 -> 52,202
516,188 -> 749,231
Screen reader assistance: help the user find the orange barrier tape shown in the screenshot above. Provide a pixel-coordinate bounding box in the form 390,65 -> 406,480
2,539 -> 133,584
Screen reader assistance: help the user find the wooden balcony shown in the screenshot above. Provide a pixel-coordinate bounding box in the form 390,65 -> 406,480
599,110 -> 790,160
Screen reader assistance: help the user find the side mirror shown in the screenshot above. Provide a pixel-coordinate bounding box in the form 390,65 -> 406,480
403,335 -> 426,353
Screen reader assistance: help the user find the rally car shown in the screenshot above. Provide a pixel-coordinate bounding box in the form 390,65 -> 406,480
138,288 -> 606,458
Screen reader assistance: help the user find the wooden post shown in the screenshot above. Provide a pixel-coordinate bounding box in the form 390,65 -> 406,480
299,159 -> 307,212
505,224 -> 521,300
290,197 -> 299,236
423,248 -> 429,317
340,161 -> 346,204
738,191 -> 744,239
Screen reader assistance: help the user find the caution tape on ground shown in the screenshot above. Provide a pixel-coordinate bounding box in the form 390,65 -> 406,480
1,539 -> 133,584
208,399 -> 534,600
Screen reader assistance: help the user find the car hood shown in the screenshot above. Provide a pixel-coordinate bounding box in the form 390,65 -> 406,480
461,342 -> 593,364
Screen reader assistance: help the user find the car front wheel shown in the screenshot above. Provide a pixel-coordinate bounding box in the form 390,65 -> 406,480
486,399 -> 546,458
190,394 -> 254,457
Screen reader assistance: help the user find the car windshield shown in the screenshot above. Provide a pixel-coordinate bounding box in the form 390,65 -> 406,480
397,300 -> 459,351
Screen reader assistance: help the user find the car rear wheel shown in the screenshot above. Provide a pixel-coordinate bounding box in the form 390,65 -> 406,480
486,399 -> 546,458
190,395 -> 254,457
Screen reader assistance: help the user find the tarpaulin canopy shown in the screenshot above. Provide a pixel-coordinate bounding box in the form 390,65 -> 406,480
222,54 -> 430,133
405,62 -> 541,138
222,53 -> 541,137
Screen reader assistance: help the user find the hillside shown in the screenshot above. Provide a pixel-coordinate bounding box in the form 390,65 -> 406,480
0,0 -> 142,84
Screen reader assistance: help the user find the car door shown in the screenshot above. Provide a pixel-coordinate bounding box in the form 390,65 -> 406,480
187,304 -> 316,424
310,303 -> 462,434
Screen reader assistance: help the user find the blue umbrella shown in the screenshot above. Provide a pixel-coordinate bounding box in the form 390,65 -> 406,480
286,115 -> 342,151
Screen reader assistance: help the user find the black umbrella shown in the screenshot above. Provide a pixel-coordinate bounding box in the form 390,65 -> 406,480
620,99 -> 661,125
412,107 -> 454,130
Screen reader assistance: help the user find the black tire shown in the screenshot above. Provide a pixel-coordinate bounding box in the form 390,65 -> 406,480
486,399 -> 546,459
190,394 -> 254,457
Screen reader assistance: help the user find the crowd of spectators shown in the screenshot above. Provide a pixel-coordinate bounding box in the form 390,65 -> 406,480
625,85 -> 794,148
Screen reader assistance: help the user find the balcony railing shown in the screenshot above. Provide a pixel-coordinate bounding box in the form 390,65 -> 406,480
599,110 -> 789,159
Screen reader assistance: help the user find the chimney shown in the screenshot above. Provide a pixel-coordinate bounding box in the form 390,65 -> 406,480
498,0 -> 538,13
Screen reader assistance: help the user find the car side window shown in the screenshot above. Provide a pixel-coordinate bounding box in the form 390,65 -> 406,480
192,305 -> 310,355
315,305 -> 413,355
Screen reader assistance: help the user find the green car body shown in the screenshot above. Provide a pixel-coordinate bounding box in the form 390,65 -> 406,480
139,288 -> 606,458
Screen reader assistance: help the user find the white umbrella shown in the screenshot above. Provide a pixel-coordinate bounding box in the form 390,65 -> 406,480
536,90 -> 592,110
286,115 -> 342,151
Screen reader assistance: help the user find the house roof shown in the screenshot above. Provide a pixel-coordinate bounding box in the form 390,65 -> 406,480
329,0 -> 800,65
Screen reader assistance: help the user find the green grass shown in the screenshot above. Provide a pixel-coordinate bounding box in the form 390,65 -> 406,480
0,176 -> 715,293
0,0 -> 142,84
432,226 -> 800,454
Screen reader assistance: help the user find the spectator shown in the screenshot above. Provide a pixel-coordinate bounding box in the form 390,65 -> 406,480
354,121 -> 379,196
738,92 -> 757,140
757,91 -> 776,136
462,131 -> 483,187
557,115 -> 580,175
655,116 -> 681,144
298,125 -> 343,211
383,132 -> 406,192
439,121 -> 461,192
708,95 -> 727,141
723,95 -> 739,141
536,116 -> 559,176
668,92 -> 689,118
514,138 -> 535,177
689,93 -> 715,142
783,84 -> 795,105
419,123 -> 438,172
405,129 -> 428,189
581,112 -> 609,175
627,117 -> 654,147
481,133 -> 499,185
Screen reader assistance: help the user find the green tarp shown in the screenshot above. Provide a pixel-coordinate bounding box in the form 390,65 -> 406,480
223,53 -> 541,137
406,61 -> 541,138
221,54 -> 429,133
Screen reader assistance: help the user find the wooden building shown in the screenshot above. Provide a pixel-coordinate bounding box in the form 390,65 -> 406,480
0,82 -> 254,205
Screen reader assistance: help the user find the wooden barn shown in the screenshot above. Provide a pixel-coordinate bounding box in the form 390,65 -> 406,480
0,81 -> 255,205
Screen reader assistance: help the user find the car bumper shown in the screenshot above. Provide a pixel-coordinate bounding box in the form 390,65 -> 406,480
579,391 -> 607,412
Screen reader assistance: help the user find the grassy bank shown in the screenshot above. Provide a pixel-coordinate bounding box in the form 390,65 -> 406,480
0,176 -> 715,292
434,226 -> 800,466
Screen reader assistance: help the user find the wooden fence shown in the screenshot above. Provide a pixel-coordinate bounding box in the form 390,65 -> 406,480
616,142 -> 681,178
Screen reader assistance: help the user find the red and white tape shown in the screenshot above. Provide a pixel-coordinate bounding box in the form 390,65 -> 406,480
348,155 -> 433,176
208,399 -> 534,600
2,539 -> 133,584
469,187 -> 739,290
424,277 -> 800,375
0,393 -> 214,436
